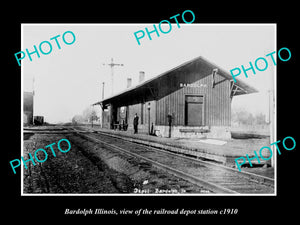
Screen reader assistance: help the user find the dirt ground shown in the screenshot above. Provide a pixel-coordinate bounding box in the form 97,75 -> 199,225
23,133 -> 120,193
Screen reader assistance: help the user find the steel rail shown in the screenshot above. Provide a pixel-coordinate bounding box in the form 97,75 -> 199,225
67,127 -> 274,194
77,127 -> 274,187
75,131 -> 239,194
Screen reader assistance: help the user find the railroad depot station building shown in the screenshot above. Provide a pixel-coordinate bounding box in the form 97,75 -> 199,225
94,56 -> 257,140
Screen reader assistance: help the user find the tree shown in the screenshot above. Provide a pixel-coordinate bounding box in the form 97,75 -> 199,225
232,108 -> 267,126
255,112 -> 266,125
72,115 -> 84,124
72,106 -> 100,126
82,106 -> 99,122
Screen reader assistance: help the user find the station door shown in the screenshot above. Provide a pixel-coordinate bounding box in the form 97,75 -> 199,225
185,95 -> 204,126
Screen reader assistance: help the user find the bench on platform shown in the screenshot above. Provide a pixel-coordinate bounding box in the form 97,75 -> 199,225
113,123 -> 128,131
179,128 -> 210,133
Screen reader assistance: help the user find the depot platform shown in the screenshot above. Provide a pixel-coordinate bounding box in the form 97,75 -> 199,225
77,125 -> 272,168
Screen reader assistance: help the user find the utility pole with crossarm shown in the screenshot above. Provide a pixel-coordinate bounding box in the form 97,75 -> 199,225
102,58 -> 124,96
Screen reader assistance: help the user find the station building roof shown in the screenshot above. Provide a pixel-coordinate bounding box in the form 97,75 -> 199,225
93,56 -> 258,107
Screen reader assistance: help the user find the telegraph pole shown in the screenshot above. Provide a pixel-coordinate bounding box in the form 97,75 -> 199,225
269,54 -> 275,168
268,90 -> 274,167
100,82 -> 105,128
32,76 -> 35,125
102,58 -> 124,95
102,82 -> 105,100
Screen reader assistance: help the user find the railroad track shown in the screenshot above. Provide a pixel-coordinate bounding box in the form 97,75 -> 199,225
65,126 -> 275,195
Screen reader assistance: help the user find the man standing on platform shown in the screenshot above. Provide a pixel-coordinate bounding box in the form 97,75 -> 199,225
133,113 -> 139,134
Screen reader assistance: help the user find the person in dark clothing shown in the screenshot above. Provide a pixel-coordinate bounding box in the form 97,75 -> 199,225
133,113 -> 139,134
167,114 -> 173,138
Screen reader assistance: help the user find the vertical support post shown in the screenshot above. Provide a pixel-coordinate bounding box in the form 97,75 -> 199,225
91,105 -> 94,128
110,103 -> 114,129
147,102 -> 151,134
32,76 -> 35,125
100,82 -> 105,128
269,89 -> 275,167
111,58 -> 114,95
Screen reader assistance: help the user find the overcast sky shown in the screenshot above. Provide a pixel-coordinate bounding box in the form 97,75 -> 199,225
22,24 -> 276,123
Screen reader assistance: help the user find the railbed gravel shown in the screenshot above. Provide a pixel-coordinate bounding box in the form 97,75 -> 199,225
23,132 -> 211,194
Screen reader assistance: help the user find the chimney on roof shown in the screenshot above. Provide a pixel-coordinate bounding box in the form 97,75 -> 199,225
127,78 -> 132,88
139,71 -> 145,83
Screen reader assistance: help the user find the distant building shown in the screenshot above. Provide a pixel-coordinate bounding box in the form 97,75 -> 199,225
24,92 -> 34,125
94,56 -> 257,139
34,116 -> 44,125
